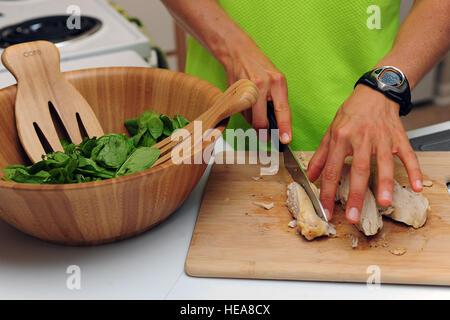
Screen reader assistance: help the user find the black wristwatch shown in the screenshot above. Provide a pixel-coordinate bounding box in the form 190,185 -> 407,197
355,66 -> 413,116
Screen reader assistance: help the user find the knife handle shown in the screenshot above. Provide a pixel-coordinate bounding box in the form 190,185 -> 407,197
266,101 -> 286,152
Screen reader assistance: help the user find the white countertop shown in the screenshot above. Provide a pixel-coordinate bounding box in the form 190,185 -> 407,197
0,138 -> 450,300
407,121 -> 450,139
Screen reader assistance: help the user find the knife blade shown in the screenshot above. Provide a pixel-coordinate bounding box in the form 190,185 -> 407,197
266,102 -> 328,222
283,145 -> 328,222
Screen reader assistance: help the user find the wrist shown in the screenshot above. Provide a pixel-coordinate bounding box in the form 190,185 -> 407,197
355,66 -> 412,116
211,30 -> 257,70
354,84 -> 401,113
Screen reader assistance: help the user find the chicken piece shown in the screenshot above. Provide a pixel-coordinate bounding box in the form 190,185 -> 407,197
336,164 -> 382,236
286,182 -> 336,240
423,180 -> 433,187
371,179 -> 429,228
253,201 -> 274,210
390,247 -> 407,256
288,219 -> 297,228
351,235 -> 359,249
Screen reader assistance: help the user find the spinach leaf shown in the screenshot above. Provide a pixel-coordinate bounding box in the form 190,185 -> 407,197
4,167 -> 51,184
137,110 -> 156,128
159,114 -> 174,136
77,137 -> 97,157
60,139 -> 71,151
91,134 -> 134,169
124,118 -> 139,136
138,131 -> 157,147
147,116 -> 164,140
76,156 -> 115,179
2,109 -> 189,184
116,147 -> 160,177
3,152 -> 78,184
173,115 -> 190,129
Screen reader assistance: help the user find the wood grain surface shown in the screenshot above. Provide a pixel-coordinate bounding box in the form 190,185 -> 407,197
2,41 -> 104,163
153,79 -> 258,166
186,151 -> 450,285
0,67 -> 228,245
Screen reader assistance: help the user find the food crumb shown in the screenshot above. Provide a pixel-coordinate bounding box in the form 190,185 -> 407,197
423,180 -> 433,187
253,201 -> 274,210
288,220 -> 297,228
251,176 -> 262,181
390,248 -> 407,256
351,236 -> 359,249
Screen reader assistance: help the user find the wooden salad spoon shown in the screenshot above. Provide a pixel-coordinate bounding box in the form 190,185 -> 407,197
2,40 -> 104,163
152,79 -> 258,167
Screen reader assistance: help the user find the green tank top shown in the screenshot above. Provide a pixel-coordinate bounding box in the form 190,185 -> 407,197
185,0 -> 400,150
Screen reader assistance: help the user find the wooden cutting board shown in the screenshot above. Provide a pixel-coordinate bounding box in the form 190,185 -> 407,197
186,151 -> 450,285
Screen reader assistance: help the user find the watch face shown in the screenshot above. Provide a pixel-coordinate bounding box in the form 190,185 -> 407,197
378,68 -> 402,86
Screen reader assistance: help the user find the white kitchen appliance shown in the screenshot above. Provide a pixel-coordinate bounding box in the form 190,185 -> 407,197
0,0 -> 154,87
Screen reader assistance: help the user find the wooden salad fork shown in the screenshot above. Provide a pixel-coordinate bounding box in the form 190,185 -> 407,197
152,79 -> 258,167
1,40 -> 104,163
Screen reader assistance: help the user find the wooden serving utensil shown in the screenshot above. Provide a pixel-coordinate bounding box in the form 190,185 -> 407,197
152,79 -> 258,167
1,40 -> 104,163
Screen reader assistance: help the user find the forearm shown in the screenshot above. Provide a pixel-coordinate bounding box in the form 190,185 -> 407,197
161,0 -> 256,67
375,0 -> 450,89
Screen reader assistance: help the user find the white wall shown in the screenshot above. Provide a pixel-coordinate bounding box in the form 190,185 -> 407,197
112,0 -> 177,70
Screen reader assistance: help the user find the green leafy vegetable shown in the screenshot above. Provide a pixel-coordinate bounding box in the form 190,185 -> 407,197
2,109 -> 189,184
116,147 -> 161,177
160,114 -> 174,136
173,115 -> 190,129
91,134 -> 134,169
124,118 -> 139,136
147,117 -> 164,140
138,131 -> 157,147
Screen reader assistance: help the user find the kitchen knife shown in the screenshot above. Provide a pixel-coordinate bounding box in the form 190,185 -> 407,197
266,102 -> 328,222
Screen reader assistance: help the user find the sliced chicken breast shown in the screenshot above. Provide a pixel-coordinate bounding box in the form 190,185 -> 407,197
336,164 -> 382,236
371,179 -> 429,228
286,182 -> 336,240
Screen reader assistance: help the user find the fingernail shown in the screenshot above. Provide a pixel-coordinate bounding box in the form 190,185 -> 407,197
415,180 -> 423,189
324,209 -> 331,220
380,190 -> 392,202
281,133 -> 290,144
348,207 -> 359,222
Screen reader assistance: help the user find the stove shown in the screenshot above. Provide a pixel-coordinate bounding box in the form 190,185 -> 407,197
0,15 -> 102,48
0,0 -> 151,70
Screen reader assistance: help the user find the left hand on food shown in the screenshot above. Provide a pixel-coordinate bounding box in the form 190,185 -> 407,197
306,84 -> 423,223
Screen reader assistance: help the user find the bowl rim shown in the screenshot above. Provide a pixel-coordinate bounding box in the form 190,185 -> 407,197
0,67 -> 226,191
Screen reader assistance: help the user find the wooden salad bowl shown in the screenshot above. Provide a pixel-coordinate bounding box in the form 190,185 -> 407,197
0,67 -> 231,245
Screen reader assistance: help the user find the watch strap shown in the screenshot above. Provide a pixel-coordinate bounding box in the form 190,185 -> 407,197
355,69 -> 413,116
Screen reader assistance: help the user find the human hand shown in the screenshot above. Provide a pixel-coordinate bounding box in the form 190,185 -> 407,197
306,84 -> 423,223
221,36 -> 292,144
